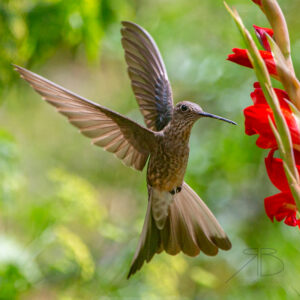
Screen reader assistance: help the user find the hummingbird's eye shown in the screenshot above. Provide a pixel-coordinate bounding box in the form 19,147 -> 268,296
180,104 -> 188,112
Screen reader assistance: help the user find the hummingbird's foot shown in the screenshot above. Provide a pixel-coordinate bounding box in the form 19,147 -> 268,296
170,189 -> 176,195
169,186 -> 182,195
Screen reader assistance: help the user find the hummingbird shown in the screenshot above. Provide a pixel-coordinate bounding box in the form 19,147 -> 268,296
14,21 -> 235,278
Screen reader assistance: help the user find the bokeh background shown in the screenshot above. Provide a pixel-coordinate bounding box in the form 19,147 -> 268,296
1,0 -> 300,299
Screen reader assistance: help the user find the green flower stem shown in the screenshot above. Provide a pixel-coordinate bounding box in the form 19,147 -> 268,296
261,0 -> 294,75
266,34 -> 300,111
261,0 -> 300,110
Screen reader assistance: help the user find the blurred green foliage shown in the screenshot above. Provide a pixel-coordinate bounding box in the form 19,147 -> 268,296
1,0 -> 300,299
0,0 -> 134,94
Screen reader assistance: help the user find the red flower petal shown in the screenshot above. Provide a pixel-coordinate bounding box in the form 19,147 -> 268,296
227,48 -> 277,77
244,85 -> 300,149
253,82 -> 261,89
294,150 -> 300,165
250,83 -> 289,105
252,0 -> 262,6
244,105 -> 276,148
253,25 -> 274,51
265,149 -> 300,192
264,192 -> 300,227
227,48 -> 252,68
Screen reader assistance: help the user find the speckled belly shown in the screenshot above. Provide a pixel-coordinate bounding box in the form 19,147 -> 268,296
147,146 -> 189,191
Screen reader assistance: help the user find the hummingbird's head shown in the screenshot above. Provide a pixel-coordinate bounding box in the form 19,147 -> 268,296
174,101 -> 236,125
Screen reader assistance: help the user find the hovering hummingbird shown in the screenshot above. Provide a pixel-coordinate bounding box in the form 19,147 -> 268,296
14,21 -> 235,278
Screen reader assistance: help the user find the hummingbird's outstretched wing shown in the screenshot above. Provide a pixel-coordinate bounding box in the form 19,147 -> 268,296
128,182 -> 231,278
14,65 -> 156,171
121,21 -> 173,131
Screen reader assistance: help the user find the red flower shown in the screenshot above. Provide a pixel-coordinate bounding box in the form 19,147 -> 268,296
265,192 -> 300,227
264,149 -> 300,227
244,83 -> 300,149
265,149 -> 300,191
253,25 -> 274,51
227,48 -> 277,77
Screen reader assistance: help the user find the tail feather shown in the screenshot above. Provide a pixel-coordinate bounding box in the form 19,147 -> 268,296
163,198 -> 202,256
127,198 -> 161,278
167,193 -> 218,256
180,183 -> 231,251
127,182 -> 231,278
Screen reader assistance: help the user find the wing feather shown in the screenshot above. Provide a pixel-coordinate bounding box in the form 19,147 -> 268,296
121,21 -> 173,131
14,65 -> 156,171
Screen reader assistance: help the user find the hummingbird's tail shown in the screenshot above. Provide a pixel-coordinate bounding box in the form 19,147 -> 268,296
160,182 -> 232,256
127,182 -> 231,278
127,193 -> 161,279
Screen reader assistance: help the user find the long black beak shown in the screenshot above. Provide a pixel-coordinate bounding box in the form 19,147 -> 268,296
199,112 -> 237,125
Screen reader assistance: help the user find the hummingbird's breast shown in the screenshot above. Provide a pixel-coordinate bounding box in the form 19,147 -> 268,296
147,126 -> 191,191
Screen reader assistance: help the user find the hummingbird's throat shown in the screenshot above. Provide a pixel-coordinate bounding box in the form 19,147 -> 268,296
165,118 -> 195,143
